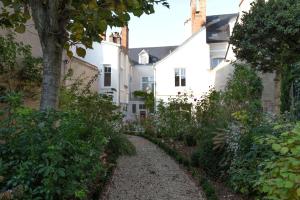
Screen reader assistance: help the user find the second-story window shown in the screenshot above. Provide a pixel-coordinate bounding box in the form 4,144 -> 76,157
211,58 -> 224,69
175,68 -> 186,87
104,65 -> 111,87
141,76 -> 154,92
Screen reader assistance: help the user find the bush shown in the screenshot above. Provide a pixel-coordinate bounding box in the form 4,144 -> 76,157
0,82 -> 134,199
256,122 -> 300,200
1,109 -> 106,200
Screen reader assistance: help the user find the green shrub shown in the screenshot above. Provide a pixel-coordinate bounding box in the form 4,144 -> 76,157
106,134 -> 136,157
0,83 -> 134,199
256,122 -> 300,200
1,109 -> 107,200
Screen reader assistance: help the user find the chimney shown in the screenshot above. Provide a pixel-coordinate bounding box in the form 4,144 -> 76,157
121,26 -> 129,51
109,32 -> 121,44
191,0 -> 206,34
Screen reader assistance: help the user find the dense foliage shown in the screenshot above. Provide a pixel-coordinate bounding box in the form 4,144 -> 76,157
138,63 -> 300,199
0,81 -> 135,200
0,35 -> 42,97
230,0 -> 300,113
0,0 -> 169,110
256,122 -> 300,200
133,90 -> 154,113
230,0 -> 300,73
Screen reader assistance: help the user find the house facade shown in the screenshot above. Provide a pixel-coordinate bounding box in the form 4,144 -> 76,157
154,0 -> 277,113
155,2 -> 238,104
126,46 -> 177,121
71,28 -> 131,111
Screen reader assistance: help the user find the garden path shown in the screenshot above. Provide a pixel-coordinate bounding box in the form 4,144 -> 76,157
102,135 -> 204,200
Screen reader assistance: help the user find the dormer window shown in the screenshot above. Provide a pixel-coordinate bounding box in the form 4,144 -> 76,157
138,50 -> 149,64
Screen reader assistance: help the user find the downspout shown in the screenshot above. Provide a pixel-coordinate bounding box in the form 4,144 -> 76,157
153,63 -> 157,112
118,48 -> 121,106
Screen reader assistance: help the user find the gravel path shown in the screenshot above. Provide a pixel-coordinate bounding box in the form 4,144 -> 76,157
102,135 -> 204,200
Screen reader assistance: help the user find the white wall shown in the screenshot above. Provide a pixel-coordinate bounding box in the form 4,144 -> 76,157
126,64 -> 154,121
72,41 -> 131,106
155,28 -> 211,103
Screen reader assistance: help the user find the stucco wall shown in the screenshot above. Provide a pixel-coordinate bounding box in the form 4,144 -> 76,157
155,28 -> 211,103
63,57 -> 100,93
72,41 -> 131,106
130,64 -> 154,98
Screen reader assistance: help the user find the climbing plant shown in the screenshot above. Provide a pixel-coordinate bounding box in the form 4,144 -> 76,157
133,90 -> 154,113
0,34 -> 42,98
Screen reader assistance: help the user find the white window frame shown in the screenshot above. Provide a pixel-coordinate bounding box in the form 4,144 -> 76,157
175,68 -> 186,87
141,76 -> 154,92
138,50 -> 149,64
211,58 -> 224,69
103,64 -> 111,87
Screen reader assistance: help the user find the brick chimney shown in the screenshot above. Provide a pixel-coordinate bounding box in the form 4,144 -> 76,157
191,0 -> 206,34
121,26 -> 129,51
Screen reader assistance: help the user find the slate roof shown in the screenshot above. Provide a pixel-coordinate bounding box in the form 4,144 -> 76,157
206,13 -> 238,43
128,46 -> 178,65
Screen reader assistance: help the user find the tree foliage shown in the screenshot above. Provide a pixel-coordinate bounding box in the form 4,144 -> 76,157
0,34 -> 42,97
230,0 -> 300,73
0,0 -> 169,57
0,0 -> 169,110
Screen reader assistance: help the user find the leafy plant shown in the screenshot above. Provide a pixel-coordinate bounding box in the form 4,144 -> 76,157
133,90 -> 154,113
0,35 -> 42,97
256,122 -> 300,200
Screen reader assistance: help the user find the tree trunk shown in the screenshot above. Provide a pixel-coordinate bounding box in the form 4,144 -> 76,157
40,36 -> 63,110
29,0 -> 66,110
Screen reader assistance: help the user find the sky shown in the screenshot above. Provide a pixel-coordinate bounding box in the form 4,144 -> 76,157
127,0 -> 239,48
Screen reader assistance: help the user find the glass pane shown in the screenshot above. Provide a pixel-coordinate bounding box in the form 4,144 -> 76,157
132,104 -> 136,113
142,83 -> 148,91
104,73 -> 111,86
181,68 -> 185,76
175,75 -> 180,86
181,77 -> 186,86
175,69 -> 179,76
142,77 -> 148,82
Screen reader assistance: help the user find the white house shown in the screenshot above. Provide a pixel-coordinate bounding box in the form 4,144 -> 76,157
126,46 -> 177,120
155,1 -> 238,104
154,0 -> 277,113
72,28 -> 131,112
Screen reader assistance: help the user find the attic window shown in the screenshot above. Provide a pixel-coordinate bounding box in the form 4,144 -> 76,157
138,50 -> 149,64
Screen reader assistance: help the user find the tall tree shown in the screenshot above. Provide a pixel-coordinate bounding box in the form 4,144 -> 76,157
0,0 -> 169,110
230,0 -> 300,112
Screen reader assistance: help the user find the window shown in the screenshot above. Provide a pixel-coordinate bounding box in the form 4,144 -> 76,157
175,68 -> 186,87
104,65 -> 111,87
141,76 -> 154,92
132,104 -> 136,114
139,104 -> 146,110
211,58 -> 224,68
